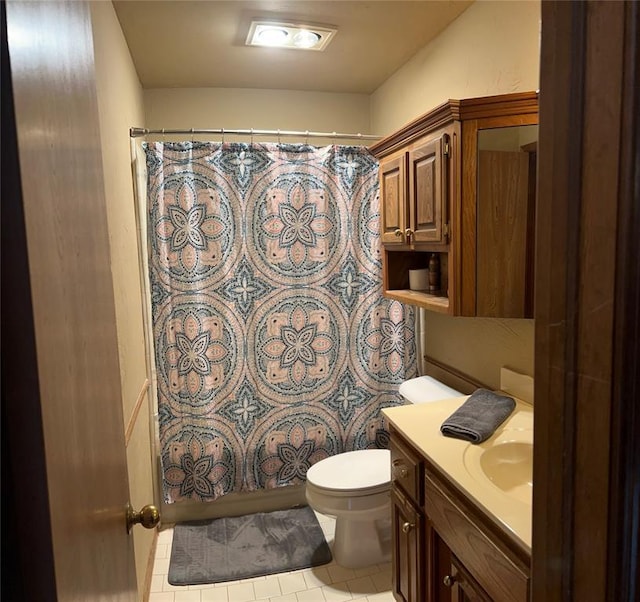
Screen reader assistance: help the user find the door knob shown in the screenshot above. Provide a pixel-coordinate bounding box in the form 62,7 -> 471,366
394,229 -> 403,238
443,575 -> 456,587
126,502 -> 160,533
402,521 -> 414,533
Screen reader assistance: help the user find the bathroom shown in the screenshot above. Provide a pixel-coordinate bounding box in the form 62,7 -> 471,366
3,1 -> 636,601
118,1 -> 537,597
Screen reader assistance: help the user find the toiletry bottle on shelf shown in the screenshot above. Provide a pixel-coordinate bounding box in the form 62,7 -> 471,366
428,253 -> 440,294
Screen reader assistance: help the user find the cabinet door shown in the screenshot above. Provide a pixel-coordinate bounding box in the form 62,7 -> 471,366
426,523 -> 453,602
391,487 -> 423,602
408,135 -> 447,244
380,154 -> 407,245
448,557 -> 492,602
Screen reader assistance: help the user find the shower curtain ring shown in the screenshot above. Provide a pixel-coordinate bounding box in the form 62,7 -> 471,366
305,130 -> 309,145
277,129 -> 281,144
332,131 -> 337,144
250,128 -> 254,144
191,127 -> 194,143
161,128 -> 165,141
221,128 -> 225,144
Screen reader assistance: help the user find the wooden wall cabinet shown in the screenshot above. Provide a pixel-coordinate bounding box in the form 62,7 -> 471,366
380,132 -> 449,247
371,92 -> 538,318
389,428 -> 531,602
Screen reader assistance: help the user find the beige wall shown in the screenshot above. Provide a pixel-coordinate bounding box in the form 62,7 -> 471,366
371,0 -> 541,135
373,0 -> 541,388
144,87 -> 371,144
90,3 -> 155,600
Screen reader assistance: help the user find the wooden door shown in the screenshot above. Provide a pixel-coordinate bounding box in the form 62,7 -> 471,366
408,135 -> 446,243
379,153 -> 408,244
3,2 -> 137,599
391,487 -> 424,602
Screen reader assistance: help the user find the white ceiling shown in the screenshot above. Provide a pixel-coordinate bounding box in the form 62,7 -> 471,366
113,1 -> 474,94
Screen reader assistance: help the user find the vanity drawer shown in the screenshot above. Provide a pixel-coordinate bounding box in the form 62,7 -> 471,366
389,432 -> 423,505
424,469 -> 530,602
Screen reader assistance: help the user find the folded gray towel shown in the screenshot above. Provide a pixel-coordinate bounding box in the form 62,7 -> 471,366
440,388 -> 516,443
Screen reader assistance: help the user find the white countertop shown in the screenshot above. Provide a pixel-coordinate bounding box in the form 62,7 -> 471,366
383,395 -> 533,551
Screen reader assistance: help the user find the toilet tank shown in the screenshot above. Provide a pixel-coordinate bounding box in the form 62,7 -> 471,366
399,375 -> 463,404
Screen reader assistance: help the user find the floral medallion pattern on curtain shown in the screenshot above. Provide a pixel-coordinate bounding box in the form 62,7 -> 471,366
144,142 -> 417,503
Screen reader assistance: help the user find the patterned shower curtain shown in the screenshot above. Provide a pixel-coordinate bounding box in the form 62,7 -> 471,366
144,141 -> 417,503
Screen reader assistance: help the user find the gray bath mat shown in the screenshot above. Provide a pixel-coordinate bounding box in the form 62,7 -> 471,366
168,505 -> 332,585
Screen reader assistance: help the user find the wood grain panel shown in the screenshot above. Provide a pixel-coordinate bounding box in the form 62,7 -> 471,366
458,92 -> 539,121
607,3 -> 640,600
380,153 -> 407,244
450,556 -> 492,602
409,137 -> 443,243
392,486 -> 424,602
448,125 -> 462,315
425,471 -> 529,602
416,156 -> 435,225
476,150 -> 529,317
460,120 -> 478,315
6,1 -> 137,599
573,2 -> 624,600
1,5 -> 57,597
390,435 -> 424,506
534,2 -> 638,600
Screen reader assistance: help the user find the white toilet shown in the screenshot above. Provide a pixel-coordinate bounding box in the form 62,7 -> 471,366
305,376 -> 462,568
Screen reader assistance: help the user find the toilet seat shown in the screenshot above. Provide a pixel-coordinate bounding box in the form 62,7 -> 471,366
306,449 -> 390,495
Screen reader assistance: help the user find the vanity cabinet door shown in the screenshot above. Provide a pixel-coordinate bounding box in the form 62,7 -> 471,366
447,556 -> 492,602
424,468 -> 530,602
379,153 -> 407,245
391,487 -> 424,602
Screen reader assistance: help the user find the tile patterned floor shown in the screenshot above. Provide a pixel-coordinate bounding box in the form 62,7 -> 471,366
148,511 -> 394,602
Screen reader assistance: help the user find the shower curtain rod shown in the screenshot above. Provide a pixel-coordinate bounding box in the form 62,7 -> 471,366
129,126 -> 382,141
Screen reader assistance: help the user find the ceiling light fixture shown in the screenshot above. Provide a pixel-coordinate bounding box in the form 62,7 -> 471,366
246,21 -> 336,51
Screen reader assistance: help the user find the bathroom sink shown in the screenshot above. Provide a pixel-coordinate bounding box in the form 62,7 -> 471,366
463,432 -> 533,505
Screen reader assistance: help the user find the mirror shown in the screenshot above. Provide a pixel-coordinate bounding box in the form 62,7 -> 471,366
476,125 -> 538,318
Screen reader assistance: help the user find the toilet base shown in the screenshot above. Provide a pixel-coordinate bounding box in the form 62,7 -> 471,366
332,515 -> 392,569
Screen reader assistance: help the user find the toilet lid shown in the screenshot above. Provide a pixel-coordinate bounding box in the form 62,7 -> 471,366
306,449 -> 391,493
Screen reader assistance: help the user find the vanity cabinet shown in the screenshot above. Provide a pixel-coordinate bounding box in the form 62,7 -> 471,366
370,92 -> 538,318
389,427 -> 531,602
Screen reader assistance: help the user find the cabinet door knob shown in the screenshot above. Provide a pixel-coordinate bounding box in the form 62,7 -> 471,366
394,229 -> 403,238
443,575 -> 456,587
401,522 -> 414,533
405,228 -> 413,238
392,460 -> 408,478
